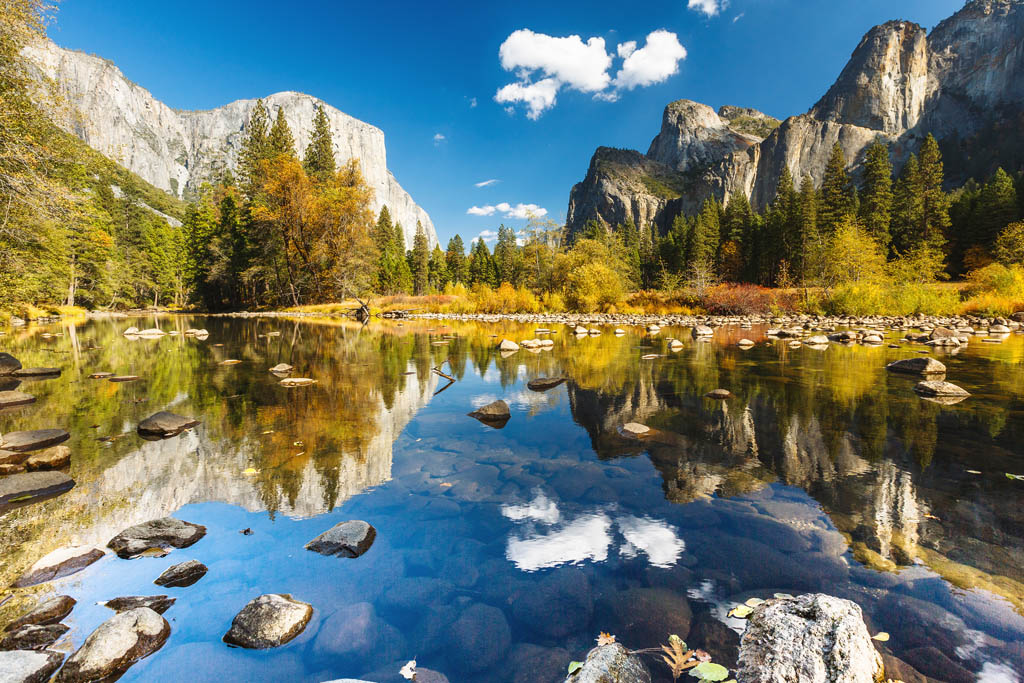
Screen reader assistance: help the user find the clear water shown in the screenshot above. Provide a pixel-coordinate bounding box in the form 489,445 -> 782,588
1,316 -> 1022,682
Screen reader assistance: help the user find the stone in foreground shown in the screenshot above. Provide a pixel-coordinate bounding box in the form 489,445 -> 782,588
8,596 -> 76,631
55,607 -> 170,683
101,596 -> 176,615
0,650 -> 64,683
913,380 -> 969,398
305,520 -> 376,558
136,412 -> 200,438
737,593 -> 882,683
24,446 -> 70,472
0,429 -> 70,453
0,471 -> 74,508
563,643 -> 651,683
153,560 -> 208,587
498,339 -> 520,352
468,399 -> 510,427
0,352 -> 22,375
0,391 -> 35,409
0,623 -> 69,651
886,357 -> 946,375
14,546 -> 105,587
222,594 -> 313,649
692,325 -> 714,338
527,377 -> 567,392
107,517 -> 207,559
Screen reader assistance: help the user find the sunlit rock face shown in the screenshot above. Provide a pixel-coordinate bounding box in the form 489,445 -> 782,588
22,41 -> 436,250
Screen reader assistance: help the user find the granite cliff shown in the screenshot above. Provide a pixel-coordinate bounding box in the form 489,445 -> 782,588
23,40 -> 436,249
567,0 -> 1024,237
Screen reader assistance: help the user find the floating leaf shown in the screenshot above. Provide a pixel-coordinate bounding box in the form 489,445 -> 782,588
744,598 -> 765,607
727,605 -> 753,618
243,467 -> 259,475
690,662 -> 729,681
872,632 -> 890,642
966,469 -> 982,475
1007,473 -> 1024,481
597,632 -> 616,646
400,659 -> 416,680
568,661 -> 583,675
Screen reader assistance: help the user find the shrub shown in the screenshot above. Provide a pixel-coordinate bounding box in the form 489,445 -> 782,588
564,262 -> 625,312
702,284 -> 776,315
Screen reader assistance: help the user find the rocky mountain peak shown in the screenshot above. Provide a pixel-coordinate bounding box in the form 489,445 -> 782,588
646,99 -> 764,173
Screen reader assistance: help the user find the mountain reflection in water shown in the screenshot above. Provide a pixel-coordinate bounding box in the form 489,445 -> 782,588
0,315 -> 1022,682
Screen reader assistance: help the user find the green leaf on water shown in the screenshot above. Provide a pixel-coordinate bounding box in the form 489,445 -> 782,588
1007,473 -> 1024,481
568,661 -> 583,675
690,661 -> 729,681
727,605 -> 753,618
872,632 -> 890,642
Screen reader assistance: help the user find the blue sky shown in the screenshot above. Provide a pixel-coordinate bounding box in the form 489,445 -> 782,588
48,0 -> 963,246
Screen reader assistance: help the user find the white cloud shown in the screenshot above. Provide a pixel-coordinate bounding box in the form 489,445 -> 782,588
613,30 -> 687,90
688,0 -> 726,17
433,133 -> 446,146
733,12 -> 744,23
469,97 -> 478,107
495,78 -> 561,120
617,41 -> 637,59
474,179 -> 499,188
499,29 -> 612,92
466,202 -> 548,219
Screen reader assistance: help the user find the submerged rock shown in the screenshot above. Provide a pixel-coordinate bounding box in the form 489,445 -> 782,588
527,377 -> 567,392
280,377 -> 316,387
914,380 -> 969,398
101,595 -> 176,615
886,357 -> 946,375
0,650 -> 64,683
153,560 -> 207,587
0,391 -> 35,409
563,643 -> 650,683
468,400 -> 510,427
450,603 -> 511,673
0,471 -> 74,508
0,429 -> 70,453
136,412 -> 200,438
14,546 -> 105,587
0,623 -> 69,651
107,517 -> 207,559
24,446 -> 70,472
0,353 -> 22,375
55,607 -> 170,682
737,593 -> 882,683
222,594 -> 313,649
705,389 -> 732,399
305,520 -> 376,558
8,596 -> 76,630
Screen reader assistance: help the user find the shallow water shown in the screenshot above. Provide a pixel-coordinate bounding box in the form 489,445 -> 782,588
1,316 -> 1023,682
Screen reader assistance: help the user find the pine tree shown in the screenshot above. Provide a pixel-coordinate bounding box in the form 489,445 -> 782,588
303,104 -> 336,182
446,235 -> 468,284
975,167 -> 1019,248
238,100 -> 270,198
494,224 -> 519,284
688,198 -> 721,268
859,141 -> 893,248
765,167 -> 798,285
429,245 -> 449,290
468,238 -> 497,286
916,134 -> 951,251
411,221 -> 430,294
795,175 -> 819,282
891,154 -> 922,255
819,143 -> 854,234
267,108 -> 296,159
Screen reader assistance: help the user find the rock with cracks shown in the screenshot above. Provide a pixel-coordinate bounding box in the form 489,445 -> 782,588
55,607 -> 170,683
563,643 -> 651,683
0,650 -> 64,683
914,380 -> 969,398
136,412 -> 200,438
222,594 -> 313,649
0,623 -> 69,651
14,546 -> 105,587
886,357 -> 946,375
107,517 -> 207,559
153,560 -> 207,587
306,520 -> 376,558
736,593 -> 882,683
8,596 -> 76,630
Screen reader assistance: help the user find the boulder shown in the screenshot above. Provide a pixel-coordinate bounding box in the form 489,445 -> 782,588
24,446 -> 70,472
737,593 -> 882,683
153,560 -> 207,587
450,603 -> 511,673
101,596 -> 175,615
136,412 -> 200,438
705,389 -> 732,399
886,357 -> 946,375
107,517 -> 207,559
55,608 -> 170,682
499,339 -> 520,352
8,596 -> 76,630
929,326 -> 955,340
14,546 -> 105,587
913,380 -> 969,398
0,449 -> 25,466
269,363 -> 293,375
806,335 -> 830,345
0,353 -> 22,375
563,643 -> 650,683
692,325 -> 714,338
0,391 -> 35,409
0,623 -> 69,651
0,429 -> 69,452
222,594 -> 313,649
305,520 -> 376,558
468,400 -> 510,426
0,650 -> 64,683
527,377 -> 567,392
0,471 -> 74,508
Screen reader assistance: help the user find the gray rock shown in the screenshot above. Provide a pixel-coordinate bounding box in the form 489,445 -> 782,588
0,650 -> 64,683
305,520 -> 376,558
11,368 -> 59,378
136,412 -> 200,438
737,593 -> 882,683
563,643 -> 651,683
223,594 -> 313,649
692,325 -> 714,338
0,624 -> 69,651
0,353 -> 22,376
101,596 -> 175,615
468,399 -> 510,426
499,339 -> 520,351
23,446 -> 70,472
107,517 -> 207,559
0,430 -> 70,453
153,560 -> 207,587
886,357 -> 946,375
527,377 -> 567,392
269,363 -> 293,375
450,603 -> 510,673
55,607 -> 170,682
7,596 -> 75,630
14,546 -> 105,587
913,380 -> 969,398
0,471 -> 74,508
0,391 -> 34,409
705,389 -> 732,399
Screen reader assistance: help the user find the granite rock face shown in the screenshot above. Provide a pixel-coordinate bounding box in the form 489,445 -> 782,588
566,0 -> 1024,235
24,40 -> 436,250
55,607 -> 170,682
